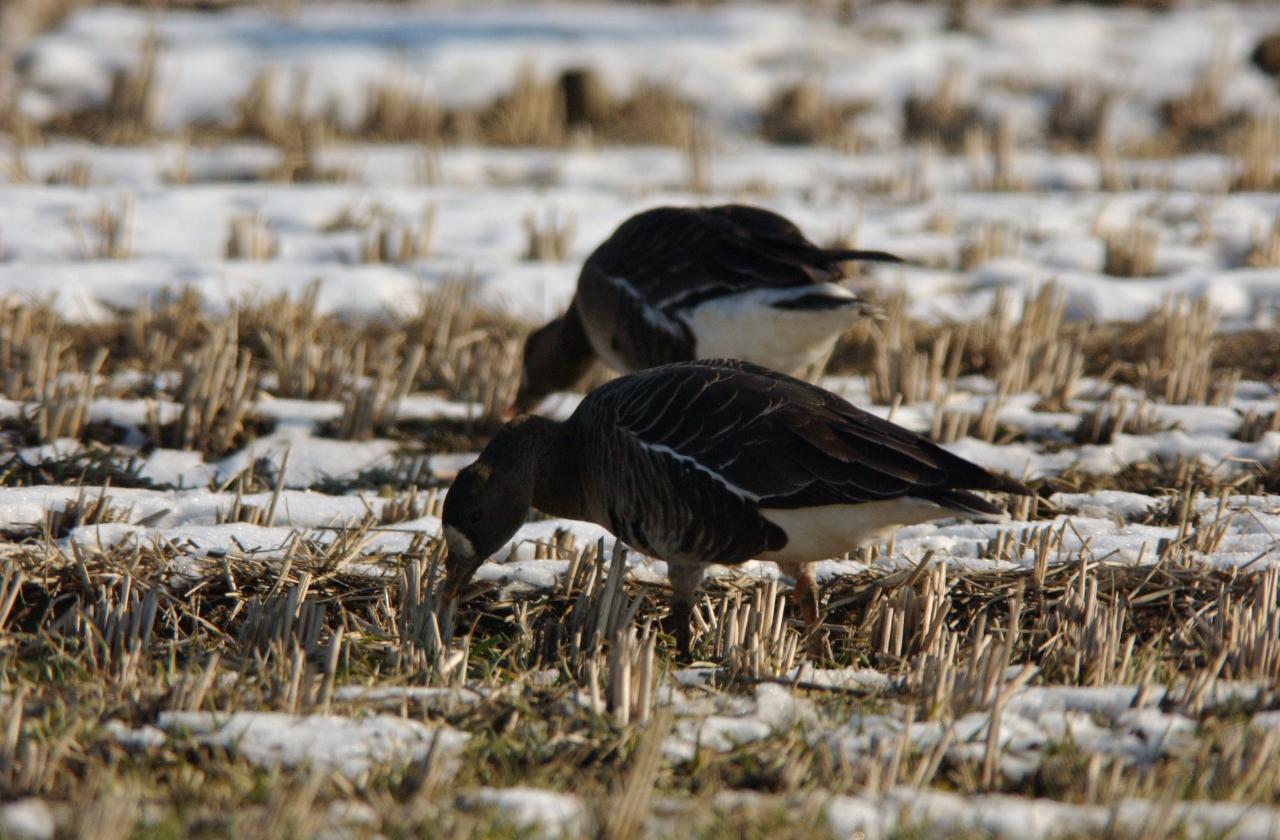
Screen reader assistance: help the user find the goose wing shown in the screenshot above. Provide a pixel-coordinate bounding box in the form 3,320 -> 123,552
594,359 -> 1027,514
582,205 -> 899,316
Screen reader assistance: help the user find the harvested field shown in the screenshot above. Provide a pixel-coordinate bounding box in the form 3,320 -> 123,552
2,1 -> 1280,837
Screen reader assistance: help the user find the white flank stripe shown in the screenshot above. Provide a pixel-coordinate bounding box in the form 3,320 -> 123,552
604,275 -> 684,335
632,438 -> 761,503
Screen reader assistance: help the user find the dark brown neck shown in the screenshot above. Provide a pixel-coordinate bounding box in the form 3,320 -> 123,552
550,302 -> 595,388
511,415 -> 587,522
515,301 -> 598,413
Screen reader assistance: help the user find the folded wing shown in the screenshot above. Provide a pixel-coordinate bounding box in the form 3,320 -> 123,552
600,359 -> 1027,514
583,205 -> 898,316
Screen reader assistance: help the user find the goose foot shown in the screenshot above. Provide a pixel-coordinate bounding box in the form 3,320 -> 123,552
791,564 -> 827,660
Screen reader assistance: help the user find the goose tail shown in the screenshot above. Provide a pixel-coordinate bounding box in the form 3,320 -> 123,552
822,248 -> 905,265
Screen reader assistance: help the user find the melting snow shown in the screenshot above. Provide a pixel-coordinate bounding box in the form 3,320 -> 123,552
154,711 -> 468,780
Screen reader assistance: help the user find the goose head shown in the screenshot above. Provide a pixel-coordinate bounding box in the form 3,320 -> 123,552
509,315 -> 595,418
441,417 -> 544,596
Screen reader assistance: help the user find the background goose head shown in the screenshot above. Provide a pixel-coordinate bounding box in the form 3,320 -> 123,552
509,308 -> 595,417
441,415 -> 563,595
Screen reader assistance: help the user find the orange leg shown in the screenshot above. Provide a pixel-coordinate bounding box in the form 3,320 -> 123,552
790,564 -> 826,659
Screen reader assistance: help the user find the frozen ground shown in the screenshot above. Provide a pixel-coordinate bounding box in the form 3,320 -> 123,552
3,1 -> 1280,838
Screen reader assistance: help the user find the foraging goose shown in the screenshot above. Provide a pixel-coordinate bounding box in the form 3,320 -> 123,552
446,359 -> 1028,657
511,204 -> 903,415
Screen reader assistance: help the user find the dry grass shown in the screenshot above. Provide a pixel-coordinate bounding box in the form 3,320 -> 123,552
158,322 -> 262,455
903,75 -> 986,151
0,0 -> 83,55
1209,328 -> 1280,385
1230,115 -> 1280,193
957,222 -> 1018,270
229,72 -> 352,182
0,282 -> 530,455
2,508 -> 1278,834
1133,296 -> 1237,406
480,63 -> 566,147
13,511 -> 1274,690
359,205 -> 436,265
330,341 -> 424,442
101,30 -> 161,144
835,281 -> 1275,420
1157,47 -> 1246,152
233,70 -> 284,142
522,207 -> 575,262
1046,80 -> 1115,150
1095,139 -> 1130,192
963,119 -> 1025,191
297,64 -> 694,150
0,300 -> 108,440
759,81 -> 866,147
603,82 -> 695,147
4,5 -> 1280,830
1245,212 -> 1280,268
39,30 -> 159,144
360,80 -> 449,143
1102,221 -> 1159,278
929,397 -> 1011,446
224,210 -> 278,261
68,197 -> 134,260
858,285 -> 1089,410
45,159 -> 93,188
1235,407 -> 1279,443
1,288 -> 1278,832
13,282 -> 1260,466
1072,397 -> 1176,445
18,23 -> 1266,163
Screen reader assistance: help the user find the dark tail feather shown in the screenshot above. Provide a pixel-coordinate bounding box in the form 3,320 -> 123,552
822,248 -> 905,264
922,488 -> 1008,517
924,466 -> 1032,516
972,471 -> 1034,499
938,448 -> 1034,498
965,467 -> 1033,498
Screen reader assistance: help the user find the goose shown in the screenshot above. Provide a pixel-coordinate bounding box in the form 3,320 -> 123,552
445,359 -> 1029,657
510,204 -> 903,415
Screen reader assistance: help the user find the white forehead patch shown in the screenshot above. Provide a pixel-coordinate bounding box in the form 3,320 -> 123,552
443,525 -> 475,558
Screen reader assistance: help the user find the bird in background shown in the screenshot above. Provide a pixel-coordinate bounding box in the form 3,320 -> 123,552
510,204 -> 903,416
445,359 -> 1029,658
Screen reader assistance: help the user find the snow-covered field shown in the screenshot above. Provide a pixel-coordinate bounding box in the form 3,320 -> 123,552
2,1 -> 1280,838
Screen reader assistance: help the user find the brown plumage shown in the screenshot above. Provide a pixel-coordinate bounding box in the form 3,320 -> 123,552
512,204 -> 903,414
445,360 -> 1028,659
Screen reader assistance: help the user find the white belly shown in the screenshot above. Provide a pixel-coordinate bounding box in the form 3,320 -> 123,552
757,498 -> 959,564
683,285 -> 863,375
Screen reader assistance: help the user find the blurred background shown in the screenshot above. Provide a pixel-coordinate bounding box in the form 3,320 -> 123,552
5,0 -> 1280,155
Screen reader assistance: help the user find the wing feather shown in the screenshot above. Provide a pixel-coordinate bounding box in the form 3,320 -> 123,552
586,359 -> 1027,513
583,205 -> 892,317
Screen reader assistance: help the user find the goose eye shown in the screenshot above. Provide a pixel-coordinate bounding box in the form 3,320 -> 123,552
468,511 -> 482,524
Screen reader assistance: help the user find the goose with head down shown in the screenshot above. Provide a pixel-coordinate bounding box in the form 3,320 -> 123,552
511,204 -> 902,415
446,359 -> 1028,657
